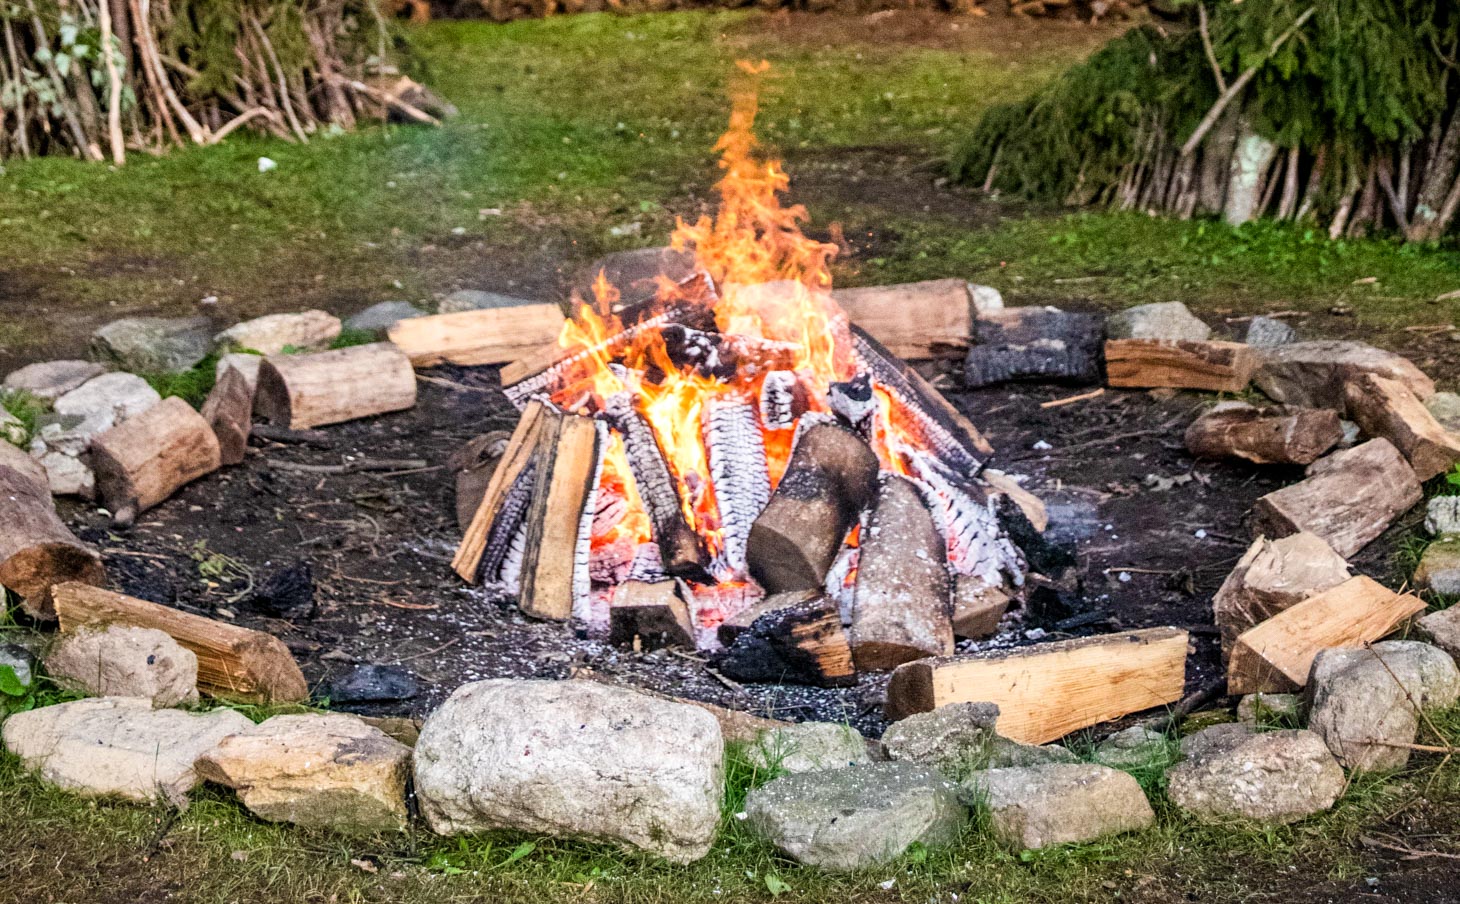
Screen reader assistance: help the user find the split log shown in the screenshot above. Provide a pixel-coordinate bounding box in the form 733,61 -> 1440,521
453,401 -> 546,581
200,364 -> 254,466
702,397 -> 770,576
448,431 -> 512,533
832,279 -> 972,360
963,306 -> 1103,387
981,469 -> 1048,533
1250,439 -> 1422,558
952,575 -> 1011,640
0,465 -> 106,619
255,343 -> 416,430
1227,576 -> 1426,695
91,397 -> 222,523
885,627 -> 1189,741
746,421 -> 880,594
1211,532 -> 1351,658
1253,340 -> 1436,410
1184,402 -> 1343,465
516,411 -> 601,621
849,474 -> 954,670
608,580 -> 695,648
606,393 -> 708,580
52,581 -> 307,703
714,592 -> 856,688
1343,373 -> 1460,481
1105,339 -> 1256,393
386,304 -> 566,368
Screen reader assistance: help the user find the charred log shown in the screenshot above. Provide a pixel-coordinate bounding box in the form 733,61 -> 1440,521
702,397 -> 771,577
606,393 -> 710,580
714,592 -> 856,688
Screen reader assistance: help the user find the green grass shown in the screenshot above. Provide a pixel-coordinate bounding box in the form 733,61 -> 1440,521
0,389 -> 45,445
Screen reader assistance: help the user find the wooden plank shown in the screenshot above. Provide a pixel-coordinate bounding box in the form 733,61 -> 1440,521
1105,339 -> 1256,393
832,279 -> 972,361
884,627 -> 1189,743
387,305 -> 565,368
1343,373 -> 1460,480
451,400 -> 546,581
1227,576 -> 1426,695
517,411 -> 599,621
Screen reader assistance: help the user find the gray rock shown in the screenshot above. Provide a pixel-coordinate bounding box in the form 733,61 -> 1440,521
1106,302 -> 1211,342
744,762 -> 965,870
321,664 -> 419,706
1416,538 -> 1460,596
1092,726 -> 1172,771
3,360 -> 105,401
1417,607 -> 1460,661
746,722 -> 871,774
344,301 -> 426,336
44,625 -> 198,707
90,316 -> 213,374
33,413 -> 107,458
1166,729 -> 1344,824
1338,419 -> 1362,448
1425,391 -> 1460,434
0,641 -> 36,690
214,353 -> 263,395
0,408 -> 24,446
32,448 -> 94,498
969,284 -> 1004,314
966,763 -> 1154,850
1245,315 -> 1297,348
2,697 -> 250,804
1179,722 -> 1255,760
1424,497 -> 1460,536
52,373 -> 160,430
1308,642 -> 1460,771
882,702 -> 1075,776
414,679 -> 723,863
1236,693 -> 1303,728
437,289 -> 538,314
214,310 -> 341,356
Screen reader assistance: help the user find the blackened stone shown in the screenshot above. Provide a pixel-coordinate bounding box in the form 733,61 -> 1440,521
251,562 -> 316,619
322,664 -> 420,707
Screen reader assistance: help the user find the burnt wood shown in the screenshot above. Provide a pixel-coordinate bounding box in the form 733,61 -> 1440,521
606,392 -> 710,580
963,306 -> 1104,388
714,592 -> 856,688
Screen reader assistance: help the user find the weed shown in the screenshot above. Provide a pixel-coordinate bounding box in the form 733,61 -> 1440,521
140,357 -> 219,408
0,389 -> 47,445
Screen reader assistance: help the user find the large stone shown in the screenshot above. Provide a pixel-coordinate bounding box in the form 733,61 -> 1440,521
0,436 -> 46,486
45,625 -> 198,707
746,722 -> 871,774
413,679 -> 723,863
436,289 -> 538,314
1425,391 -> 1460,434
344,301 -> 426,337
1166,728 -> 1344,824
1415,538 -> 1460,596
196,713 -> 411,833
1253,341 -> 1436,410
214,311 -> 341,356
90,316 -> 213,374
2,697 -> 250,804
1245,316 -> 1297,348
744,762 -> 965,870
1424,496 -> 1460,536
52,372 -> 160,430
32,449 -> 94,497
966,764 -> 1154,850
4,360 -> 106,401
1417,607 -> 1460,661
881,702 -> 1076,777
1178,722 -> 1255,760
1106,302 -> 1211,342
1092,726 -> 1172,771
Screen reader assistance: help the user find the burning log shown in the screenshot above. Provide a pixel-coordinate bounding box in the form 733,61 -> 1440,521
201,363 -> 255,466
831,279 -> 974,361
758,370 -> 808,431
702,397 -> 771,577
849,474 -> 955,670
1184,402 -> 1343,465
255,343 -> 416,430
608,580 -> 695,648
1342,373 -> 1460,480
516,412 -> 602,621
1105,339 -> 1257,393
606,393 -> 709,580
963,307 -> 1104,388
746,421 -> 880,594
91,397 -> 222,524
452,401 -> 548,582
714,591 -> 856,688
0,465 -> 106,619
386,304 -> 566,368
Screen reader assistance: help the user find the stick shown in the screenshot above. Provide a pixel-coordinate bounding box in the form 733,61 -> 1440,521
268,457 -> 428,475
1039,387 -> 1105,409
1198,5 -> 1227,93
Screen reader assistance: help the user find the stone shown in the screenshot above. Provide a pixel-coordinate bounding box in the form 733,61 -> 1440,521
1236,693 -> 1303,728
196,713 -> 411,833
90,316 -> 213,374
0,408 -> 25,446
1424,496 -> 1460,536
214,311 -> 341,356
0,641 -> 36,691
214,353 -> 263,394
344,301 -> 426,336
1425,391 -> 1460,434
1253,340 -> 1436,410
414,679 -> 723,863
45,625 -> 199,707
1415,538 -> 1460,596
33,449 -> 94,497
2,697 -> 250,804
1417,607 -> 1460,661
436,289 -> 538,314
32,413 -> 107,458
966,764 -> 1154,850
969,283 -> 1004,314
1245,315 -> 1297,348
881,702 -> 1076,777
1092,726 -> 1172,771
321,664 -> 419,706
0,436 -> 46,486
4,360 -> 106,401
744,762 -> 965,870
1179,722 -> 1255,760
745,722 -> 871,774
1105,302 -> 1211,342
1166,728 -> 1344,824
52,372 -> 161,430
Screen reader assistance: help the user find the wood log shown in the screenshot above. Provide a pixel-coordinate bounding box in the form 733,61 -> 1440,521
885,627 -> 1189,741
1227,576 -> 1426,695
747,421 -> 880,594
832,279 -> 972,360
702,397 -> 770,576
52,581 -> 307,703
386,304 -> 566,368
516,411 -> 600,621
0,466 -> 106,619
452,401 -> 547,582
981,468 -> 1048,533
1212,532 -> 1351,658
1343,373 -> 1460,480
91,396 -> 222,522
850,474 -> 954,669
608,580 -> 695,648
1250,439 -> 1422,558
952,575 -> 1011,639
714,592 -> 856,688
964,306 -> 1104,387
200,364 -> 254,466
1253,340 -> 1435,410
255,343 -> 417,430
606,393 -> 708,580
1105,339 -> 1256,393
1184,402 -> 1343,465
448,431 -> 512,533
717,589 -> 820,646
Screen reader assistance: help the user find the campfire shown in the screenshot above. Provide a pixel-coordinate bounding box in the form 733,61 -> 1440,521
451,67 -> 1034,685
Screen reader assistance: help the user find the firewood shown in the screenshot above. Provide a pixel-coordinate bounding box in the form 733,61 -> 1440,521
850,474 -> 954,669
714,592 -> 856,688
717,589 -> 820,645
606,393 -> 708,580
386,304 -> 565,368
452,401 -> 547,582
200,364 -> 254,466
608,580 -> 695,648
448,431 -> 512,533
52,581 -> 307,703
702,397 -> 770,576
964,306 -> 1104,387
981,468 -> 1048,533
952,576 -> 1011,639
1250,439 -> 1422,557
516,411 -> 601,621
832,279 -> 973,360
0,466 -> 106,619
1227,576 -> 1426,695
1253,340 -> 1436,410
1212,532 -> 1351,658
885,627 -> 1189,741
747,421 -> 880,594
91,396 -> 222,523
758,371 -> 808,431
1343,373 -> 1460,480
1184,402 -> 1343,465
1105,339 -> 1256,393
255,343 -> 417,430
